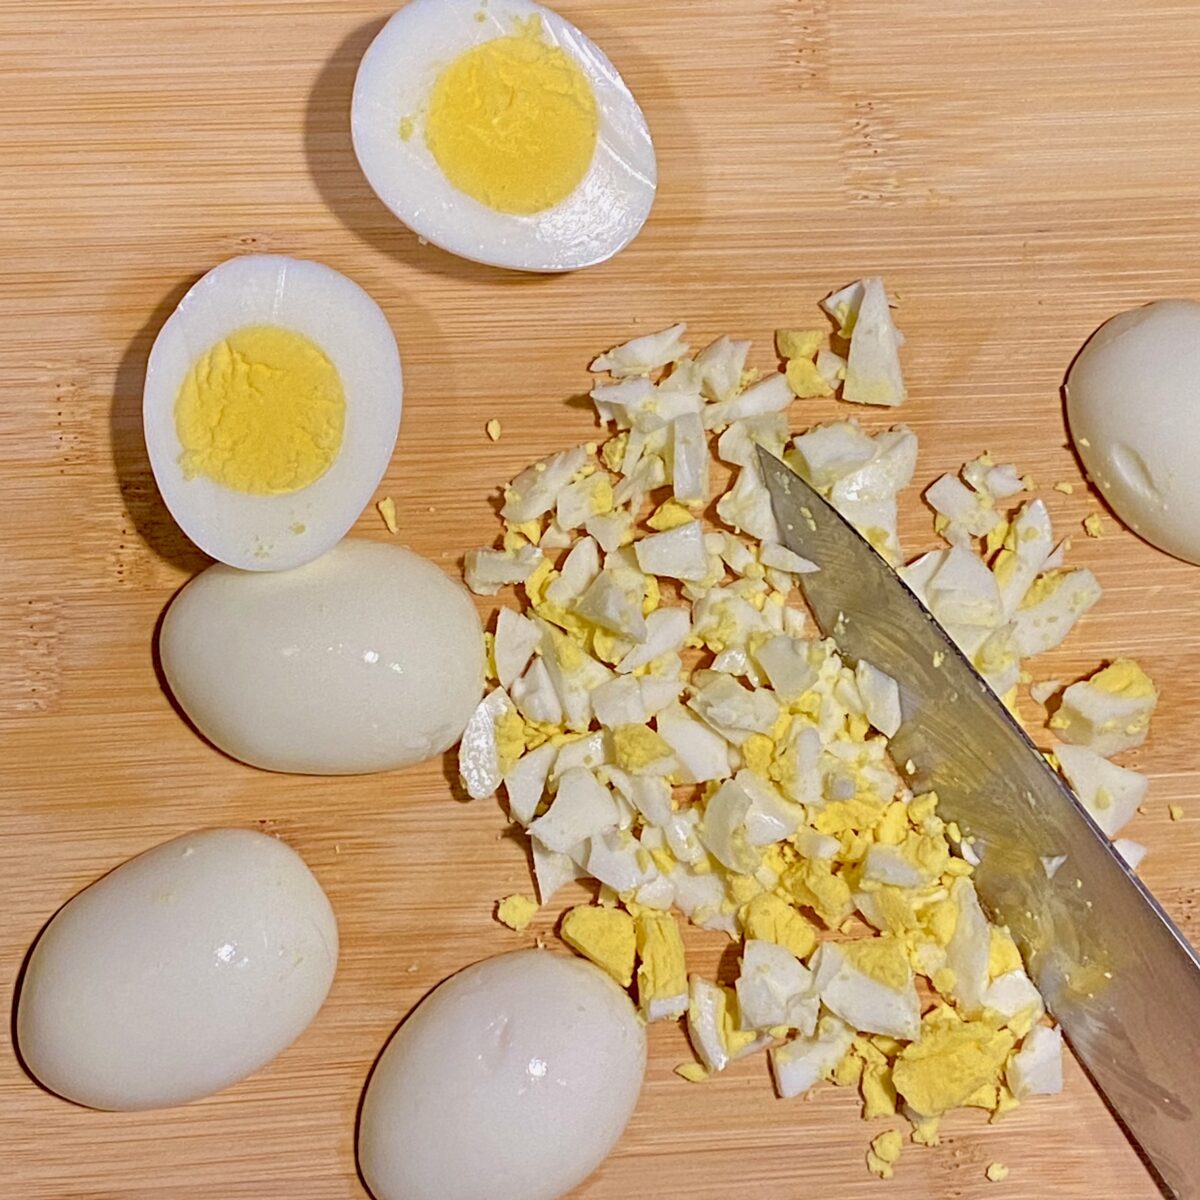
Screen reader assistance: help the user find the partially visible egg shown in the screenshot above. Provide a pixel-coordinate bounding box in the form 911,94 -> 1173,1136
160,539 -> 485,774
1065,299 -> 1200,565
16,828 -> 337,1111
352,0 -> 656,272
144,255 -> 402,571
358,949 -> 646,1200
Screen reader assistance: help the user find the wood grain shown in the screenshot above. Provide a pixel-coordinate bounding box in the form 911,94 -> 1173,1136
3,0 -> 1199,1195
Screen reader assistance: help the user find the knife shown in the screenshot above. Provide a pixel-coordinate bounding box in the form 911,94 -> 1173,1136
758,446 -> 1200,1199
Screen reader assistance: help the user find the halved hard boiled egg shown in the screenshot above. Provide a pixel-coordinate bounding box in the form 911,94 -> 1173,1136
143,255 -> 402,571
351,0 -> 656,272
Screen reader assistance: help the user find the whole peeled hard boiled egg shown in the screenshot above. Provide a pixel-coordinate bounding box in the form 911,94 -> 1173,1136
1066,299 -> 1200,565
16,828 -> 337,1111
352,0 -> 656,272
358,949 -> 646,1200
143,255 -> 402,571
160,539 -> 485,774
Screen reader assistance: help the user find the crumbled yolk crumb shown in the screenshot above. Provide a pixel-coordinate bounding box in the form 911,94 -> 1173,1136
485,418 -> 502,442
985,1162 -> 1010,1182
1169,804 -> 1184,822
675,1062 -> 708,1083
1083,512 -> 1105,538
866,1129 -> 903,1179
376,496 -> 399,535
496,893 -> 538,931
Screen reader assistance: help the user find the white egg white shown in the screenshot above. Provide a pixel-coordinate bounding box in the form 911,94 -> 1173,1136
16,829 -> 337,1111
358,949 -> 646,1200
351,0 -> 656,272
160,540 -> 485,774
1066,298 -> 1200,565
143,255 -> 402,571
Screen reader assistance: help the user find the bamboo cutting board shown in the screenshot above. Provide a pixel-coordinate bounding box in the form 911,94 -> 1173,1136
3,1 -> 1200,1196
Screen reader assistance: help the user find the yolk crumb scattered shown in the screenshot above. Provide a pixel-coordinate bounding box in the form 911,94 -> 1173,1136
866,1128 -> 903,1179
496,893 -> 539,931
377,496 -> 399,535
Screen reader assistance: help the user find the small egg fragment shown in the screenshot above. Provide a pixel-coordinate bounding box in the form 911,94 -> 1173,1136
358,949 -> 646,1200
144,255 -> 402,571
351,0 -> 656,272
1065,298 -> 1200,565
160,540 -> 485,774
16,828 -> 337,1111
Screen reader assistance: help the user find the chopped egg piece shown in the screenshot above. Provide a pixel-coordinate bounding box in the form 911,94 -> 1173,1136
1006,1024 -> 1063,1099
735,939 -> 818,1034
812,939 -> 921,1041
1055,744 -> 1148,837
592,323 -> 688,378
560,904 -> 636,986
635,910 -> 688,1021
687,976 -> 765,1074
1050,659 -> 1158,757
823,277 -> 906,407
770,1015 -> 854,1099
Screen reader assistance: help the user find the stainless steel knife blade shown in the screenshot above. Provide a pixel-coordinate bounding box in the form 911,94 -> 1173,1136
758,445 -> 1200,1198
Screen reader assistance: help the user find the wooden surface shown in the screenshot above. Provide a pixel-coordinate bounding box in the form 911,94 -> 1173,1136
2,1 -> 1199,1195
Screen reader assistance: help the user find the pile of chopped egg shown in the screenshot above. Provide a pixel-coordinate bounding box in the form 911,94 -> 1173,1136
454,277 -> 1156,1178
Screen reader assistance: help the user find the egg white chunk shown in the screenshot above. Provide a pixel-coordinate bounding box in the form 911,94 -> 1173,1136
143,255 -> 402,571
352,0 -> 656,272
1055,743 -> 1148,837
161,540 -> 484,774
1006,1024 -> 1064,1099
17,829 -> 336,1111
770,1014 -> 855,1100
358,950 -> 645,1200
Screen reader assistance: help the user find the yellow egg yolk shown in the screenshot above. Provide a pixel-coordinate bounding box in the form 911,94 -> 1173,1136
175,325 -> 344,495
424,18 -> 598,215
635,911 -> 687,1002
892,1011 -> 1014,1117
561,904 -> 636,986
